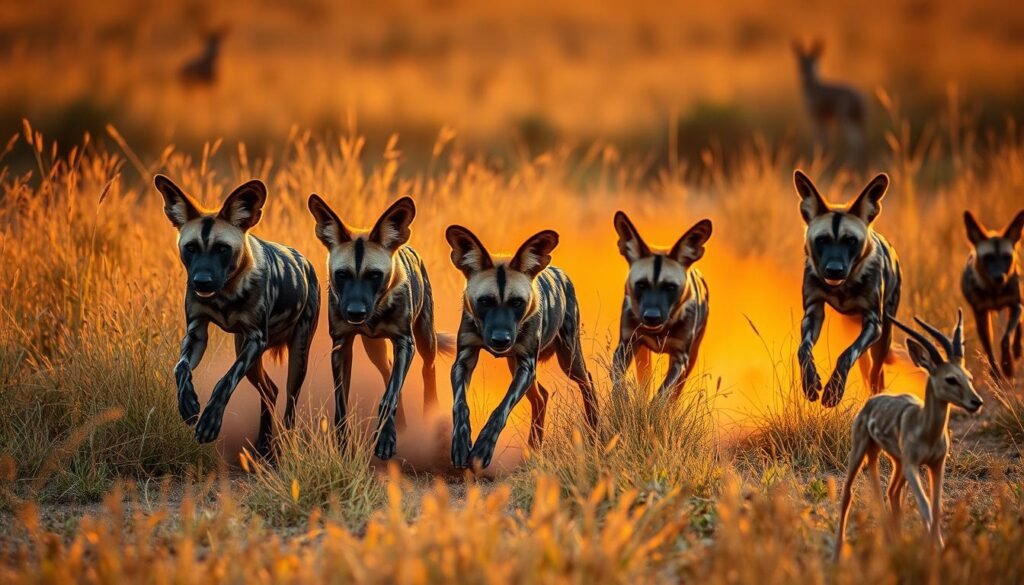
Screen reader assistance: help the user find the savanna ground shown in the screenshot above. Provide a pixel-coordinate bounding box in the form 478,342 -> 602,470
3,1 -> 1024,583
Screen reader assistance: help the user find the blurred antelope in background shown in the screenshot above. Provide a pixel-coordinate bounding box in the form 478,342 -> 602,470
792,38 -> 867,159
962,210 -> 1023,380
835,311 -> 982,559
180,28 -> 227,87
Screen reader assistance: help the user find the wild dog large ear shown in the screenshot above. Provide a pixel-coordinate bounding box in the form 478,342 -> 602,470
1004,209 -> 1024,243
370,197 -> 416,252
154,174 -> 202,229
307,194 -> 351,248
511,230 -> 559,278
670,219 -> 713,266
963,211 -> 987,245
849,173 -> 889,224
446,225 -> 493,277
218,179 -> 267,231
905,337 -> 938,373
794,170 -> 828,224
613,211 -> 651,262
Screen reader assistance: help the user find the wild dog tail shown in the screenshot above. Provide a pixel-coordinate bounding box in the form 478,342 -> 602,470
436,332 -> 457,357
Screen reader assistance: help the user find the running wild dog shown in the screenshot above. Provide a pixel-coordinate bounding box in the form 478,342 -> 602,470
794,170 -> 902,407
611,211 -> 712,397
446,226 -> 599,469
307,195 -> 451,460
962,210 -> 1024,379
835,311 -> 982,558
792,38 -> 867,157
155,175 -> 319,457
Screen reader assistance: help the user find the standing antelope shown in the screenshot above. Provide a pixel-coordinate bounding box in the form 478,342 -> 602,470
180,28 -> 227,87
961,210 -> 1024,379
792,38 -> 867,158
835,310 -> 982,559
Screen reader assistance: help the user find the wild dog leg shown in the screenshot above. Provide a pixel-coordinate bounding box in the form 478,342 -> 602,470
374,335 -> 415,460
174,319 -> 209,425
364,337 -> 405,429
284,294 -> 318,430
1001,303 -> 1022,378
413,311 -> 440,414
450,345 -> 480,468
470,355 -> 537,469
1014,317 -> 1022,359
972,308 -> 999,378
195,331 -> 266,443
822,312 -> 881,408
798,302 -> 825,401
555,338 -> 599,431
635,346 -> 652,388
611,338 -> 637,392
331,335 -> 355,444
867,319 -> 892,393
657,352 -> 689,398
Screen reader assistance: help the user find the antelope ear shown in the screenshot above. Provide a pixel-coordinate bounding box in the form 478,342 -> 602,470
218,179 -> 267,231
1004,210 -> 1024,243
613,211 -> 651,262
963,211 -> 987,245
154,174 -> 202,229
369,197 -> 416,252
670,219 -> 713,266
511,230 -> 559,278
794,170 -> 829,224
906,338 -> 937,373
790,38 -> 805,57
307,194 -> 352,248
446,225 -> 493,277
809,38 -> 825,58
849,173 -> 889,224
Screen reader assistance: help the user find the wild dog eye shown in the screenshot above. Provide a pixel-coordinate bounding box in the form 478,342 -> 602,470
661,283 -> 678,294
814,235 -> 830,247
335,269 -> 353,281
478,296 -> 497,308
365,270 -> 383,281
509,298 -> 526,310
214,243 -> 232,255
841,236 -> 859,247
183,242 -> 199,254
944,375 -> 959,386
634,281 -> 649,292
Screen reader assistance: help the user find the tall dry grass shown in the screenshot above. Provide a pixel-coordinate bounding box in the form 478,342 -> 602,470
1,100 -> 1023,580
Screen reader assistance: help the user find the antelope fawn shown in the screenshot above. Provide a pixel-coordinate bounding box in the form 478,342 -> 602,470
180,28 -> 227,87
835,310 -> 982,558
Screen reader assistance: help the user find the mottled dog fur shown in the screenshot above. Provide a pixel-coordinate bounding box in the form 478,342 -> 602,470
308,195 -> 451,460
156,175 -> 319,457
611,211 -> 712,397
446,226 -> 599,470
961,210 -> 1024,379
794,170 -> 902,407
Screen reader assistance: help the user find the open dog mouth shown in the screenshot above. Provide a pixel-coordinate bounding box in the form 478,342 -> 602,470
194,290 -> 216,298
824,278 -> 846,287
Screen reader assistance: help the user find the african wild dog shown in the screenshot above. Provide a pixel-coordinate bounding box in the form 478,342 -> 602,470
611,211 -> 712,397
961,210 -> 1024,379
446,226 -> 599,470
155,175 -> 319,457
794,170 -> 902,407
307,195 -> 451,460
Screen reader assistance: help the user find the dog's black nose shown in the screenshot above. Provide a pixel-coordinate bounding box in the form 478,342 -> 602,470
345,303 -> 368,322
641,308 -> 664,326
192,273 -> 215,291
824,263 -> 846,279
489,330 -> 513,351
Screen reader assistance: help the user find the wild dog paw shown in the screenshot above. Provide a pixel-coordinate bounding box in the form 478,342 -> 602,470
451,432 -> 473,469
194,406 -> 224,443
800,358 -> 822,402
177,385 -> 201,426
822,370 -> 848,408
374,422 -> 398,460
469,435 -> 497,470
